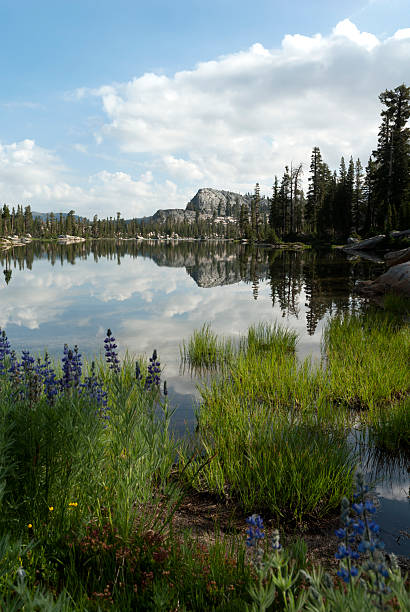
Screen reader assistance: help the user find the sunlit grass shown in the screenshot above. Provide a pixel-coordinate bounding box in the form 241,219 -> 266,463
367,396 -> 410,452
322,311 -> 409,411
180,320 -> 298,374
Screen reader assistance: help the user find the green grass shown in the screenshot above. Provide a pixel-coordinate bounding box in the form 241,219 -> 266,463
180,323 -> 236,371
180,320 -> 298,374
368,396 -> 410,452
322,311 -> 409,411
382,292 -> 410,318
179,311 -> 409,526
179,321 -> 354,524
0,315 -> 408,609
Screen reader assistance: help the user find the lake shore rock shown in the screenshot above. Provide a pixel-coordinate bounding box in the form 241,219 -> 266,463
355,261 -> 410,296
384,246 -> 410,267
343,235 -> 386,252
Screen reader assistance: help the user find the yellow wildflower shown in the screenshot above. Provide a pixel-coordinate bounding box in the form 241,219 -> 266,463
48,506 -> 54,512
28,523 -> 33,529
68,502 -> 78,507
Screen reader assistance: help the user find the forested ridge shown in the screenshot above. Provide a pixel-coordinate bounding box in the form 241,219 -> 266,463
1,84 -> 409,242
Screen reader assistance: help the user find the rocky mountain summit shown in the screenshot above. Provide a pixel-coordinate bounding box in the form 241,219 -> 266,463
186,188 -> 253,216
143,188 -> 269,224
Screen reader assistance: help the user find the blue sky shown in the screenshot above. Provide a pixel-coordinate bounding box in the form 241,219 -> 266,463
0,0 -> 409,218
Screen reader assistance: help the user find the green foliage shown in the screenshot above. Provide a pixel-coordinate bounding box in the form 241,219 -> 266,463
180,323 -> 236,371
0,312 -> 408,608
181,321 -> 298,373
368,396 -> 410,451
322,311 -> 409,411
180,322 -> 355,523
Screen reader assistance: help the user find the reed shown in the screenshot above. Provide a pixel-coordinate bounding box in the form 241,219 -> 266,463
368,396 -> 410,452
322,311 -> 409,411
180,322 -> 236,371
180,320 -> 298,374
181,345 -> 355,524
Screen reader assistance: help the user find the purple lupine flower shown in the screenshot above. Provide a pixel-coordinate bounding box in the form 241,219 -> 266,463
72,345 -> 82,388
145,349 -> 161,389
335,545 -> 349,560
365,500 -> 377,514
337,567 -> 350,583
80,361 -> 108,417
335,471 -> 390,597
61,345 -> 74,390
0,329 -> 11,375
369,520 -> 380,535
352,503 -> 364,515
104,329 -> 120,373
246,514 -> 265,547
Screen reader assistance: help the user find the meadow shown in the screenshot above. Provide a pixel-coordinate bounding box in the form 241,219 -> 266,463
0,300 -> 408,610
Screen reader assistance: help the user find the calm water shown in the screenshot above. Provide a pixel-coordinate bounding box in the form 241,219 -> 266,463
0,239 -> 408,555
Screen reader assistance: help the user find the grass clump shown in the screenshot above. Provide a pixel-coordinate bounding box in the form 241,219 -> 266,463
368,396 -> 410,452
181,320 -> 298,374
183,403 -> 355,524
241,321 -> 298,357
322,311 -> 409,411
180,322 -> 355,524
180,322 -> 235,371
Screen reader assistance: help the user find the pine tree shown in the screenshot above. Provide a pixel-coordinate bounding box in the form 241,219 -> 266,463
306,147 -> 323,234
250,183 -> 260,241
373,84 -> 410,230
352,158 -> 364,233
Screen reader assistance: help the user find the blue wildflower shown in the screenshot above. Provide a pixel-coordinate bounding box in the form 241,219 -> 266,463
104,329 -> 120,373
145,349 -> 161,389
246,514 -> 265,547
335,528 -> 346,539
352,503 -> 364,515
337,567 -> 350,583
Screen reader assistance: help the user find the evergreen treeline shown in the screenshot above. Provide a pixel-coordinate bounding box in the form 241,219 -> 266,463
1,84 -> 408,242
268,83 -> 410,241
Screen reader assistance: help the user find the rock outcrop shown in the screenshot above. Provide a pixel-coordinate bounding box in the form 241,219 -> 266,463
384,246 -> 410,267
151,209 -> 197,224
140,188 -> 269,225
186,188 -> 255,216
343,235 -> 386,252
355,262 -> 410,296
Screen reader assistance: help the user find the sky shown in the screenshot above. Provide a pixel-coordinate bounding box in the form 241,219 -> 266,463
0,0 -> 409,219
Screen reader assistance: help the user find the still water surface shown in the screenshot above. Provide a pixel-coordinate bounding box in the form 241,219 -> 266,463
0,240 -> 408,555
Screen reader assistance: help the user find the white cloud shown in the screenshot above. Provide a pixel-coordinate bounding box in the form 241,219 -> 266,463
1,20 -> 409,217
0,138 -> 190,218
83,19 -> 409,195
392,28 -> 410,40
332,19 -> 380,51
73,143 -> 88,153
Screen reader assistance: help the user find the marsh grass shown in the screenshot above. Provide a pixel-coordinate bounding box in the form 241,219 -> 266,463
367,396 -> 410,452
180,327 -> 355,524
180,323 -> 236,372
181,393 -> 355,524
180,320 -> 298,375
322,311 -> 409,411
382,293 -> 410,318
0,314 -> 408,609
180,310 -> 409,526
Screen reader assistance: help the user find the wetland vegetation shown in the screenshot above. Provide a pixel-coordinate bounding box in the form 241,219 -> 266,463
0,293 -> 408,609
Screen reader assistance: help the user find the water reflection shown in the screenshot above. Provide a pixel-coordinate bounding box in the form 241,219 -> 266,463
1,240 -> 407,555
0,239 -> 386,416
0,240 -> 384,334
